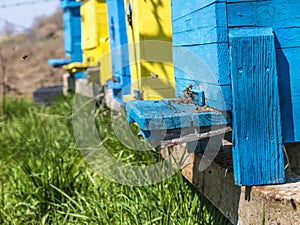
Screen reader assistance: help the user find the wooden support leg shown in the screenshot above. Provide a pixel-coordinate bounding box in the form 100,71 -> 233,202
162,143 -> 300,225
229,28 -> 285,185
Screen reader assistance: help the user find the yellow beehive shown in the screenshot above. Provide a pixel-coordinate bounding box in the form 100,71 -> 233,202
64,0 -> 111,86
123,0 -> 175,100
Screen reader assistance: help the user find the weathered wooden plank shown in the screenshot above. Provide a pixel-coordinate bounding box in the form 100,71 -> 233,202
229,28 -> 285,185
171,0 -> 225,20
274,28 -> 300,49
126,99 -> 231,131
161,126 -> 231,148
172,2 -> 227,46
172,4 -> 222,33
227,1 -> 300,29
173,27 -> 227,47
163,143 -> 300,225
171,0 -> 300,144
172,43 -> 231,110
172,43 -> 230,85
227,0 -> 268,2
227,0 -> 300,140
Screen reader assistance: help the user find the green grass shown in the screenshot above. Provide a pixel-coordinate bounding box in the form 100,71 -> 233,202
0,95 -> 231,224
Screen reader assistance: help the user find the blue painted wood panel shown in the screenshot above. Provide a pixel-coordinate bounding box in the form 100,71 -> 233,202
48,0 -> 82,67
63,7 -> 82,62
172,44 -> 230,85
172,2 -> 227,46
280,97 -> 300,142
227,1 -> 300,29
106,0 -> 131,103
227,1 -> 300,143
172,45 -> 229,85
230,28 -> 285,185
277,47 -> 300,142
171,0 -> 225,20
174,78 -> 231,111
226,0 -> 267,2
126,100 -> 230,131
274,28 -> 300,49
60,0 -> 80,9
171,1 -> 231,112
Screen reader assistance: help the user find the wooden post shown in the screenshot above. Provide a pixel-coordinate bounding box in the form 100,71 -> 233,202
229,28 -> 285,185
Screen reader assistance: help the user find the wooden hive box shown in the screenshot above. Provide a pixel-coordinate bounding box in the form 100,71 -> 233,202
123,0 -> 175,100
226,0 -> 300,144
80,0 -> 111,85
48,0 -> 82,67
171,0 -> 300,185
172,0 -> 300,143
106,0 -> 131,104
63,0 -> 111,86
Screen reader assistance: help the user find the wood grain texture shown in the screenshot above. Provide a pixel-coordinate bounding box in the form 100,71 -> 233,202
227,1 -> 300,143
172,43 -> 231,110
229,28 -> 285,185
171,1 -> 231,112
274,28 -> 300,49
172,43 -> 230,85
227,1 -> 300,29
171,0 -> 225,20
126,99 -> 230,131
164,144 -> 300,225
172,3 -> 227,46
171,0 -> 300,143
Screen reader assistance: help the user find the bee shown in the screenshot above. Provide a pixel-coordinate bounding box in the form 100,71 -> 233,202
22,54 -> 29,60
150,72 -> 159,79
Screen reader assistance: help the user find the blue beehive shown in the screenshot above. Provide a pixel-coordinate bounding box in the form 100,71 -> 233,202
106,0 -> 131,104
172,0 -> 300,143
48,0 -> 82,67
173,0 -> 300,185
127,0 -> 300,185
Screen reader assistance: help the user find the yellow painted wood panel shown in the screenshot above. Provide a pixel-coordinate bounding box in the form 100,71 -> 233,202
124,0 -> 175,100
80,0 -> 111,85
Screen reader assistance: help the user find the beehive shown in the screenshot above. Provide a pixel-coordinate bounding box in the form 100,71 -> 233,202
80,0 -> 111,85
106,0 -> 130,103
123,0 -> 175,100
172,0 -> 300,143
48,0 -> 82,67
171,2 -> 231,111
62,0 -> 82,63
63,0 -> 111,86
170,0 -> 300,185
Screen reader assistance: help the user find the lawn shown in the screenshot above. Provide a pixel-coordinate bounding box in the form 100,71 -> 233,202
0,95 -> 230,224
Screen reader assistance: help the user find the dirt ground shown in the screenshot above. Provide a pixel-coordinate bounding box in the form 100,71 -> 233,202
0,38 -> 65,98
